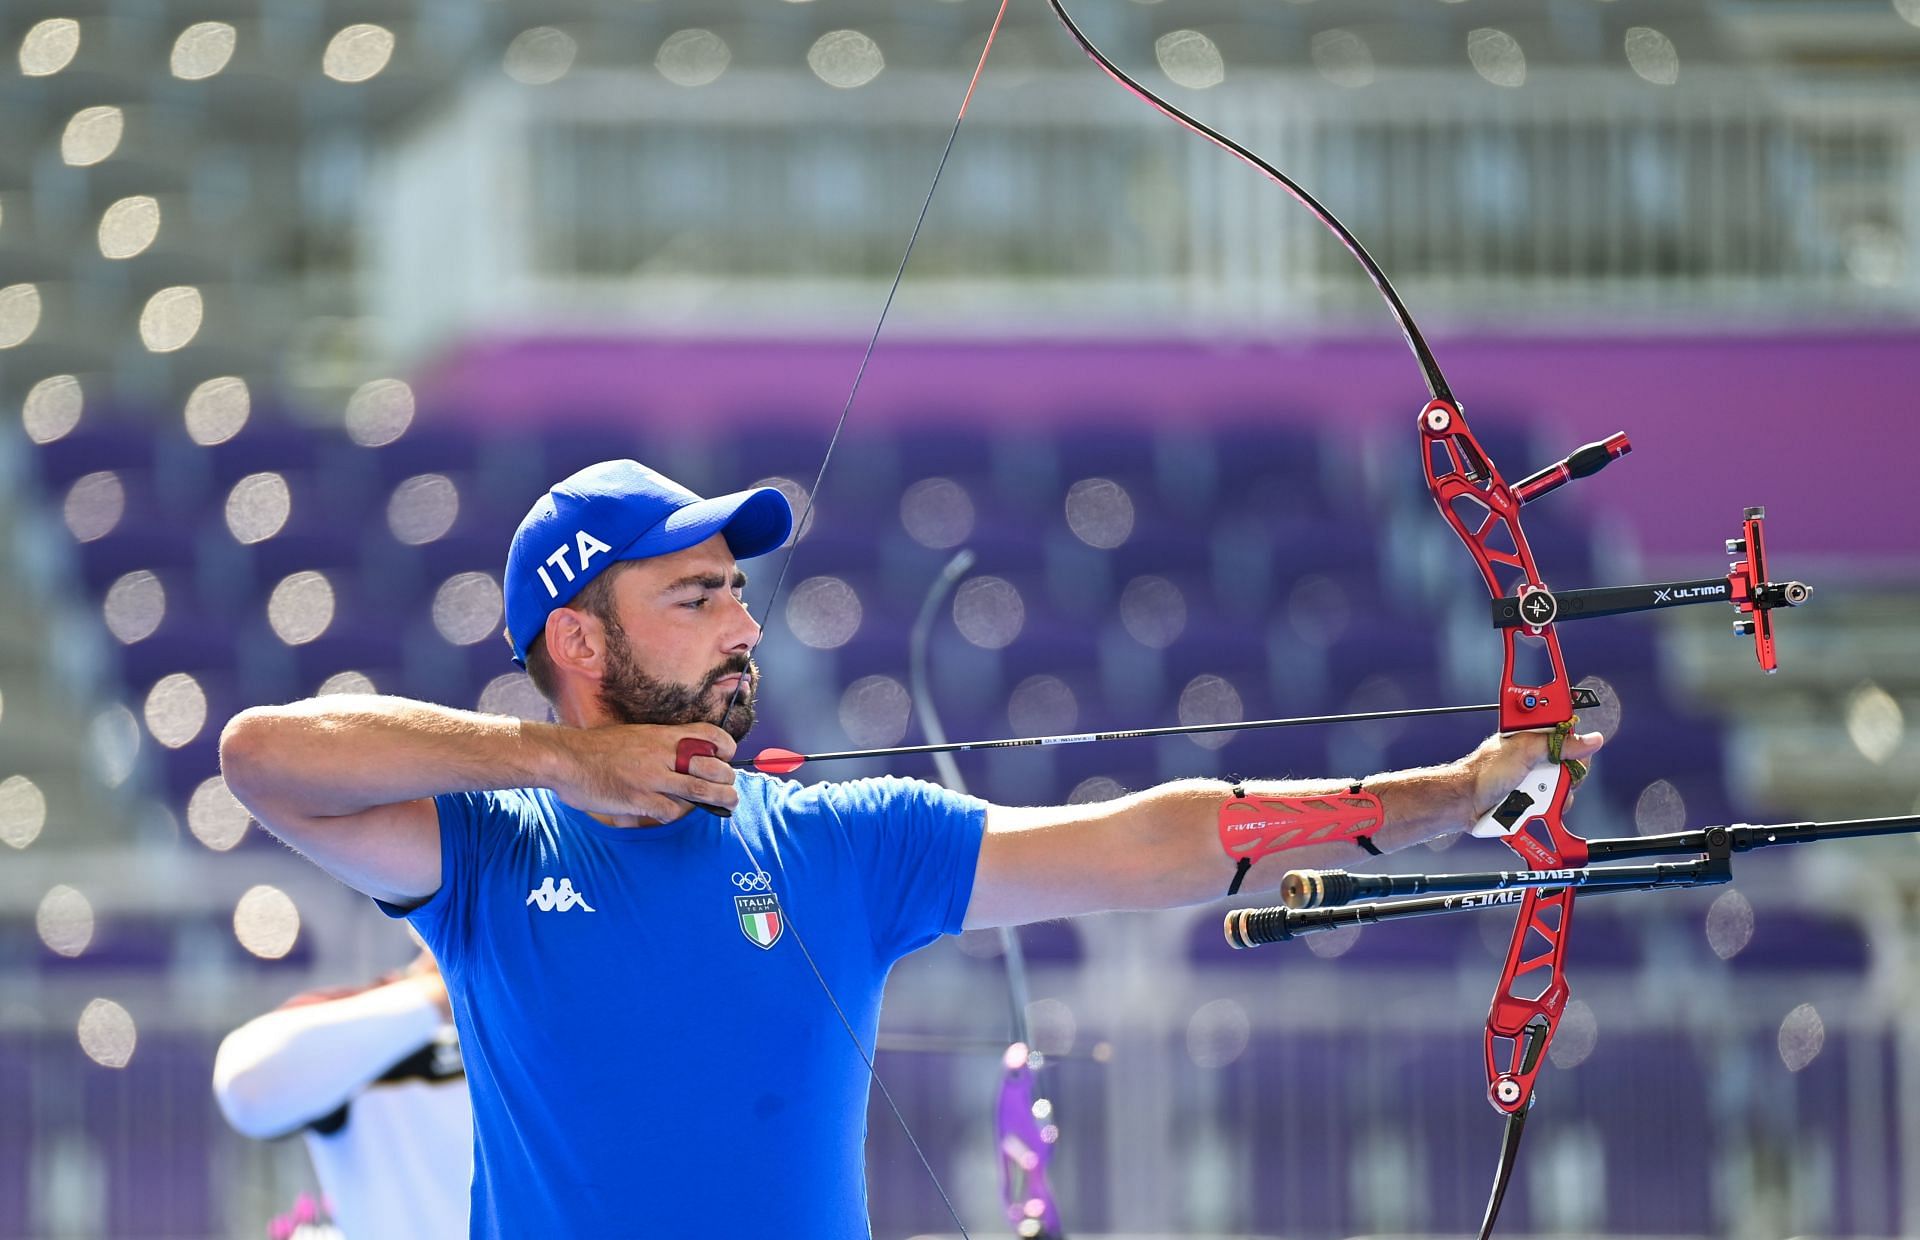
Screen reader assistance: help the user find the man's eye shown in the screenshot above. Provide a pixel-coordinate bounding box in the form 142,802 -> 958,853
684,597 -> 708,609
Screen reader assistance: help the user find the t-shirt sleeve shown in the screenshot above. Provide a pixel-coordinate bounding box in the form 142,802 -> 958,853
372,791 -> 499,964
826,777 -> 987,962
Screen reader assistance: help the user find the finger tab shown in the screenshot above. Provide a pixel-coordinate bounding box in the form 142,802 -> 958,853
675,737 -> 720,775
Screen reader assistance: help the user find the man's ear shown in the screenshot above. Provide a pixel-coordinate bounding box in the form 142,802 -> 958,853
543,606 -> 604,681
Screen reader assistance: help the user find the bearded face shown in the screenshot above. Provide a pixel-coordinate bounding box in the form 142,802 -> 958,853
597,616 -> 758,742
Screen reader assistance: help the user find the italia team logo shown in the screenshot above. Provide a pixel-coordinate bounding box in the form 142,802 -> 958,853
735,894 -> 782,949
731,872 -> 782,949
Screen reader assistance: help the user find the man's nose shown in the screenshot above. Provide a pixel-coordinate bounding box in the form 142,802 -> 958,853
726,594 -> 762,651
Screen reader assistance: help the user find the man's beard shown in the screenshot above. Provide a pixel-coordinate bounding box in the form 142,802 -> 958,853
597,619 -> 758,742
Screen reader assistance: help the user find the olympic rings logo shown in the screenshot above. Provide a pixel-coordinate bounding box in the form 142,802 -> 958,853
731,871 -> 772,891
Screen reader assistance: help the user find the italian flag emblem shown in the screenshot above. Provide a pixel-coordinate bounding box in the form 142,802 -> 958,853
735,893 -> 783,949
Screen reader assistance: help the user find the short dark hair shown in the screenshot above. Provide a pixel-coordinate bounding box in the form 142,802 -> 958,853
515,562 -> 634,703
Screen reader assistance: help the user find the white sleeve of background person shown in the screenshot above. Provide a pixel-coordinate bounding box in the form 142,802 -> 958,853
212,983 -> 446,1138
304,1071 -> 473,1240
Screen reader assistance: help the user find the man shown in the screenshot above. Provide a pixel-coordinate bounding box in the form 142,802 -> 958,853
220,459 -> 1601,1237
212,950 -> 470,1239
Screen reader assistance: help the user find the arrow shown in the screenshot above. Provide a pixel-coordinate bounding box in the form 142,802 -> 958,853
741,699 -> 1519,775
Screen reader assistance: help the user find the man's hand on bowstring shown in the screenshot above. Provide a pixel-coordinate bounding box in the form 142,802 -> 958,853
546,722 -> 740,822
1462,725 -> 1605,822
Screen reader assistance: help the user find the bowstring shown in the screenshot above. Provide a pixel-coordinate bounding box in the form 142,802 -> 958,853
714,5 -> 1014,1236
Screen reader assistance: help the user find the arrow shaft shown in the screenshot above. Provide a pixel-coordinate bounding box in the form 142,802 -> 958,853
748,700 -> 1500,771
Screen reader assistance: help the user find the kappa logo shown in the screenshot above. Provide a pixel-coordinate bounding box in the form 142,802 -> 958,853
526,876 -> 596,913
534,529 -> 614,599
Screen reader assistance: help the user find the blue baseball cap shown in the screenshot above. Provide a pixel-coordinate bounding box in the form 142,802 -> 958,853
503,460 -> 793,666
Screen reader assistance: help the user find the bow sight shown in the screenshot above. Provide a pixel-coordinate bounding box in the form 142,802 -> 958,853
1483,497 -> 1813,674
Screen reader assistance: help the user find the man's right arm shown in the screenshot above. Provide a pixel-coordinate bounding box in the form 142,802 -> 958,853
219,695 -> 739,907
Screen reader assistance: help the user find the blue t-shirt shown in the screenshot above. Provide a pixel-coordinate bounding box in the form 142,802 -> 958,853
379,771 -> 986,1239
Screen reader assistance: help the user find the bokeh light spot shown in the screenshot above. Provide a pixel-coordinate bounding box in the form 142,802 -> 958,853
171,21 -> 237,80
23,375 -> 83,444
187,775 -> 252,851
1468,28 -> 1527,87
1778,1003 -> 1825,1072
432,573 -> 504,646
1068,776 -> 1126,804
787,576 -> 863,649
318,670 -> 376,697
839,675 -> 912,747
952,576 -> 1024,649
345,378 -> 415,446
0,775 -> 48,849
479,673 -> 550,721
77,998 -> 137,1068
1706,889 -> 1755,960
807,30 -> 885,88
505,27 -> 577,85
104,571 -> 166,643
268,572 -> 336,646
20,18 -> 81,76
1026,997 -> 1076,1057
1624,27 -> 1680,85
37,885 -> 94,957
225,472 -> 291,544
1154,29 -> 1225,89
1065,478 -> 1135,549
185,376 -> 251,445
99,196 -> 161,260
1007,675 -> 1077,736
1305,922 -> 1361,959
64,471 -> 125,543
143,673 -> 208,749
0,283 -> 44,347
1186,998 -> 1251,1068
1548,999 -> 1599,1068
323,24 -> 395,83
1633,779 -> 1686,835
1178,674 -> 1244,750
89,705 -> 140,787
234,886 -> 301,959
1312,29 -> 1375,88
62,106 -> 123,166
1845,682 -> 1903,764
140,286 -> 204,353
1119,575 -> 1187,649
899,478 -> 976,549
658,29 -> 732,87
387,474 -> 460,545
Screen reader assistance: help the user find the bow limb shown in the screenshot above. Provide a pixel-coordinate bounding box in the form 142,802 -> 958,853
911,551 -> 1065,1240
1041,0 -> 1450,403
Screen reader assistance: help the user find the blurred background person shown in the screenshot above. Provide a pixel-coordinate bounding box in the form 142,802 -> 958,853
213,950 -> 469,1240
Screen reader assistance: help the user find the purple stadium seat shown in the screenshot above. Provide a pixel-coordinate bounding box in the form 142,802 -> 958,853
84,1034 -> 218,1237
30,420 -> 156,488
0,1035 -> 28,1236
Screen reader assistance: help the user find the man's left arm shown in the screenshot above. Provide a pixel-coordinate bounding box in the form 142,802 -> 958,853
963,728 -> 1603,930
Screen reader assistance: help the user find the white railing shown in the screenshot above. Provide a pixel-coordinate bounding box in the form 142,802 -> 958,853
367,67 -> 1920,359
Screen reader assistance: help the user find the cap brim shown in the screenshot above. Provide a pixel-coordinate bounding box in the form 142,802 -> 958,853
628,486 -> 794,563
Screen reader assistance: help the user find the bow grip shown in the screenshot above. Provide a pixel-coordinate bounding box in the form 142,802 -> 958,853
674,737 -> 733,819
